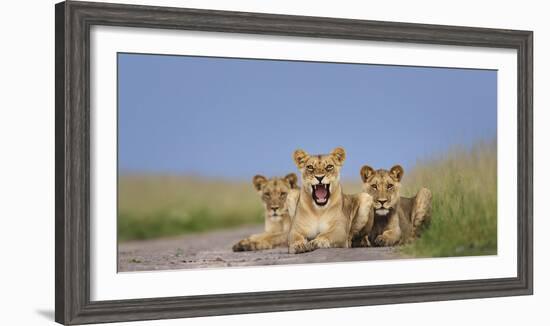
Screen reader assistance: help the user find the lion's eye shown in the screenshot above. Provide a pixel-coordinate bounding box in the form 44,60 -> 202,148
371,184 -> 377,190
263,193 -> 271,198
387,184 -> 393,190
306,165 -> 314,172
280,192 -> 287,198
326,165 -> 334,171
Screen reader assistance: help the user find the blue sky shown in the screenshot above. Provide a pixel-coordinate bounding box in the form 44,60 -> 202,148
118,53 -> 496,180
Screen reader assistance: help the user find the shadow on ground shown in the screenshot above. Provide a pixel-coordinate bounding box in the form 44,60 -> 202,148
35,309 -> 55,321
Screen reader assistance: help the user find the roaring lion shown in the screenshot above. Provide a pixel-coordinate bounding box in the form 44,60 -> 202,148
359,164 -> 432,247
288,147 -> 373,254
232,173 -> 299,251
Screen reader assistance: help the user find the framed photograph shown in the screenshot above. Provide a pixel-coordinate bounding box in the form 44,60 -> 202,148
55,1 -> 533,324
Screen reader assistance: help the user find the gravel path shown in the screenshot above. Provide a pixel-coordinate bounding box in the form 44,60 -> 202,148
118,225 -> 403,272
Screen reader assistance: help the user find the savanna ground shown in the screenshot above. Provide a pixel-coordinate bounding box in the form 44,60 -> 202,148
118,141 -> 497,271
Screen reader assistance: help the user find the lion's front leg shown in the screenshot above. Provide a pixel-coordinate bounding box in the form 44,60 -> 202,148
288,223 -> 311,254
374,230 -> 401,247
286,189 -> 300,219
349,193 -> 374,247
411,187 -> 432,237
261,232 -> 288,248
374,215 -> 402,247
351,193 -> 374,228
309,222 -> 348,251
232,237 -> 256,252
232,232 -> 279,252
308,236 -> 332,250
288,233 -> 310,254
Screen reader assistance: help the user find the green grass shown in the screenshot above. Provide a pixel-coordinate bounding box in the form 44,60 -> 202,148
118,175 -> 264,242
400,140 -> 497,257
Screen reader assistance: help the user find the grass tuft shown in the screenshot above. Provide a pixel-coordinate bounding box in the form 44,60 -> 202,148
400,140 -> 497,257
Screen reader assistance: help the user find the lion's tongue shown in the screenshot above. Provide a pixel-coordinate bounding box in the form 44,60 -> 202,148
315,185 -> 328,200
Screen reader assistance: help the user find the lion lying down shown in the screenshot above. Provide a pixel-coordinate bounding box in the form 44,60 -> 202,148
358,164 -> 432,247
233,148 -> 432,253
232,173 -> 299,251
287,147 -> 373,254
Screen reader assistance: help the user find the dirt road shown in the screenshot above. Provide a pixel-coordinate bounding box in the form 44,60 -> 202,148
118,225 -> 403,272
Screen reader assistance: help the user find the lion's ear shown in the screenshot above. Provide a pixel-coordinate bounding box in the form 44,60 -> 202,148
293,149 -> 309,168
331,147 -> 346,166
360,165 -> 375,183
252,175 -> 268,191
284,173 -> 298,189
389,165 -> 404,182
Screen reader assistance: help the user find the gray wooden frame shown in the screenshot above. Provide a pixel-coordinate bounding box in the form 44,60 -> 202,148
55,1 -> 533,324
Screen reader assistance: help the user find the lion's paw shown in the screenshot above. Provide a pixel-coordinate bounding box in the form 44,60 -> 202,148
289,240 -> 311,254
232,239 -> 253,252
309,237 -> 331,250
374,234 -> 391,247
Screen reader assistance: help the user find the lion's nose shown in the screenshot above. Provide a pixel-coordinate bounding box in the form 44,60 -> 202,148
378,199 -> 388,205
271,206 -> 279,211
315,176 -> 324,183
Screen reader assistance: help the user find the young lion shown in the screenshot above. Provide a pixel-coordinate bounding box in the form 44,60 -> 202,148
232,173 -> 299,251
288,147 -> 373,254
359,165 -> 432,247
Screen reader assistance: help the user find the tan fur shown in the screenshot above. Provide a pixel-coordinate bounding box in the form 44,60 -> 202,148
359,164 -> 432,247
288,147 -> 373,254
232,173 -> 299,251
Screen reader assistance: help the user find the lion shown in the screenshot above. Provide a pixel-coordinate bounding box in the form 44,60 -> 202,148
359,164 -> 432,247
232,173 -> 299,251
288,147 -> 373,254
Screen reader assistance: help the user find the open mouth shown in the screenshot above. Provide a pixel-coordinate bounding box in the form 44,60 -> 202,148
312,183 -> 330,206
